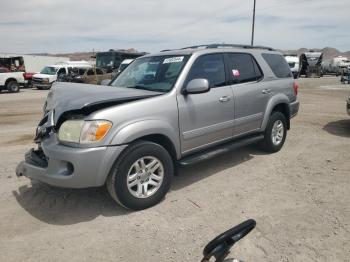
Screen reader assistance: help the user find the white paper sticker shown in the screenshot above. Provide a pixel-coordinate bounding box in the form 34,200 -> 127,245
163,56 -> 184,64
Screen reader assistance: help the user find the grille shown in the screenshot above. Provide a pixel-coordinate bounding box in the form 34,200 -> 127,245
32,78 -> 43,83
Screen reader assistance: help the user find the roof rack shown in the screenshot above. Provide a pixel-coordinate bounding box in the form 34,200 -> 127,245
179,44 -> 275,51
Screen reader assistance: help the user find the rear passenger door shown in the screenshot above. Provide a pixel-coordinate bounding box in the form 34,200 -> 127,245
225,53 -> 268,136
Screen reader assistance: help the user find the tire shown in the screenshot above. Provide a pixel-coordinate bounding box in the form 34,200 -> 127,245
106,141 -> 174,210
6,81 -> 20,93
260,111 -> 287,153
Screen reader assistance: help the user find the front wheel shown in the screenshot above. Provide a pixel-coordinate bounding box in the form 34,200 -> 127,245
106,141 -> 174,210
260,112 -> 287,152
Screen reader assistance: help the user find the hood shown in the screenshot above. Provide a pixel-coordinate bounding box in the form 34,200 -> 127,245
45,82 -> 161,124
33,73 -> 56,79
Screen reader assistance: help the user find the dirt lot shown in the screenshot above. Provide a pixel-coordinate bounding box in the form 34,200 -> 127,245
0,77 -> 349,262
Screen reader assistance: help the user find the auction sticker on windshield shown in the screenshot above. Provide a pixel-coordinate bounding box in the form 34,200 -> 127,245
163,56 -> 184,64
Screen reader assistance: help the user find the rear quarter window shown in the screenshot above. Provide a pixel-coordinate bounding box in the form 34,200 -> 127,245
262,53 -> 292,78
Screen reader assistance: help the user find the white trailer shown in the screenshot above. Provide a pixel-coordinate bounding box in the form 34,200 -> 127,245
0,53 -> 70,73
322,56 -> 350,76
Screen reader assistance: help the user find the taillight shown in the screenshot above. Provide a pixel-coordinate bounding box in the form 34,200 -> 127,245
293,82 -> 299,96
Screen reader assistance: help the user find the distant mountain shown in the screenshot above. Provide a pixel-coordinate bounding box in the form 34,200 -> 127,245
31,47 -> 350,61
29,52 -> 95,61
30,48 -> 140,61
282,47 -> 350,60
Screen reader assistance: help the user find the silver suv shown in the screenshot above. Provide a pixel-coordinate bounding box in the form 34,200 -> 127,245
16,44 -> 299,210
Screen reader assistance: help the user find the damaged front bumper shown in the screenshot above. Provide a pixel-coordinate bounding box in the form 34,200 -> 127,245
16,133 -> 127,188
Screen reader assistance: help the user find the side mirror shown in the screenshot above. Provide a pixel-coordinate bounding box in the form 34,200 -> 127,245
100,79 -> 111,86
184,79 -> 210,94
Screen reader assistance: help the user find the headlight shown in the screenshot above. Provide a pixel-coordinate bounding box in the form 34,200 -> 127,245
43,78 -> 50,84
58,120 -> 112,144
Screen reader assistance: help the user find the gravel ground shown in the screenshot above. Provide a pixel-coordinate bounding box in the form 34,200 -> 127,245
0,77 -> 349,262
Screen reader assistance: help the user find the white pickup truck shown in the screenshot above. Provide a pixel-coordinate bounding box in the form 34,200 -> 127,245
0,70 -> 25,93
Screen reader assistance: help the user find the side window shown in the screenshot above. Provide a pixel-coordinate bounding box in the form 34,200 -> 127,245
87,69 -> 94,76
79,68 -> 86,75
186,54 -> 225,88
57,68 -> 66,75
262,53 -> 292,78
96,68 -> 103,75
226,53 -> 261,84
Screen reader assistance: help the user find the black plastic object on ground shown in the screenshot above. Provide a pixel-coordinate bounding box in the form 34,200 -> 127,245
201,219 -> 257,262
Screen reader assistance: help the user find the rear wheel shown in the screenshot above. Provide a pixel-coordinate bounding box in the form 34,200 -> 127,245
260,111 -> 287,152
106,141 -> 174,210
6,81 -> 19,93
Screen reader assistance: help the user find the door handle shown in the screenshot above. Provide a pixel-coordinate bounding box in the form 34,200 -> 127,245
262,89 -> 271,94
219,96 -> 230,102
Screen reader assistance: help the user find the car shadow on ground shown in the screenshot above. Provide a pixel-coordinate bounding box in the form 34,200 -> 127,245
172,145 -> 258,191
13,145 -> 261,225
323,119 -> 350,138
13,182 -> 130,225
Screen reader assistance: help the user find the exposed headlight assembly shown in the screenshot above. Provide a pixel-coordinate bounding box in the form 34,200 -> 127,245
58,120 -> 112,144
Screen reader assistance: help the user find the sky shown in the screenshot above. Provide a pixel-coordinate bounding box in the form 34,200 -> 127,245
0,0 -> 349,54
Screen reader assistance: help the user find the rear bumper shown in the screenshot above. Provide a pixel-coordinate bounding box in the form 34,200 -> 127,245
290,100 -> 300,118
16,135 -> 127,188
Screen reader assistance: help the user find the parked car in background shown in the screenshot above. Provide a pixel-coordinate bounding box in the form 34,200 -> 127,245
16,44 -> 299,210
32,61 -> 92,89
75,67 -> 113,85
58,67 -> 113,85
117,59 -> 134,73
0,70 -> 25,93
284,54 -> 300,79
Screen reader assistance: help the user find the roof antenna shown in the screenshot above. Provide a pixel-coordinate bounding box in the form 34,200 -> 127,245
251,0 -> 256,46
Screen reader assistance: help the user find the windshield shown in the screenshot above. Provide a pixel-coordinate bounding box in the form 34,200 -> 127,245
110,55 -> 190,92
40,66 -> 57,75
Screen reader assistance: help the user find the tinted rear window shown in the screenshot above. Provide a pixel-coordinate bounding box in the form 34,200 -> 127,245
262,53 -> 292,78
226,53 -> 262,84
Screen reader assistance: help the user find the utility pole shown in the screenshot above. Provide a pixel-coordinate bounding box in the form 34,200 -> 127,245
251,0 -> 256,46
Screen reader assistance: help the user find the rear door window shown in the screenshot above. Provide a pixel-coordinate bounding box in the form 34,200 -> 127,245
226,53 -> 262,84
57,68 -> 66,75
262,53 -> 292,78
186,54 -> 226,88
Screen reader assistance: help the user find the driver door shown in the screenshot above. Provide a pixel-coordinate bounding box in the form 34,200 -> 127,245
177,53 -> 234,155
